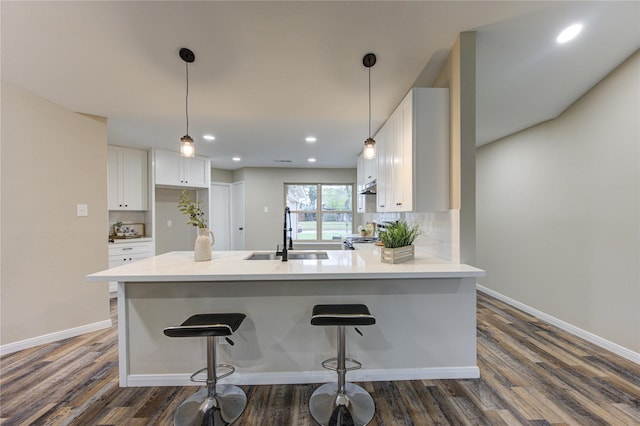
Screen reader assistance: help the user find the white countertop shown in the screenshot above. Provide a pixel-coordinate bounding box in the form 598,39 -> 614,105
88,245 -> 485,282
108,237 -> 153,244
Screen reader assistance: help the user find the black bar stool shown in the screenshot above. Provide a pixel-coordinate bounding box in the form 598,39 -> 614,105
164,313 -> 246,426
309,304 -> 376,426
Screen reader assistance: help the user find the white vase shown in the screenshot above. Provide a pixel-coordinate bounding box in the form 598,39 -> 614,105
194,228 -> 214,262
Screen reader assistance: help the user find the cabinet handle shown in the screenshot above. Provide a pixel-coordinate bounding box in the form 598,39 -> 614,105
122,247 -> 133,251
239,227 -> 244,231
379,205 -> 385,208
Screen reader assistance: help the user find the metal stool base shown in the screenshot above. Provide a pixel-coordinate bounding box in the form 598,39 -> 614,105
309,382 -> 375,426
174,384 -> 247,426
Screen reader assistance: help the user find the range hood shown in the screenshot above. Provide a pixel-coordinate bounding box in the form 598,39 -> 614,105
359,179 -> 377,195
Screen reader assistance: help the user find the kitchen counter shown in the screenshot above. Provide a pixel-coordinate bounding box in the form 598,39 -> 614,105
87,247 -> 485,387
88,245 -> 483,282
108,237 -> 153,244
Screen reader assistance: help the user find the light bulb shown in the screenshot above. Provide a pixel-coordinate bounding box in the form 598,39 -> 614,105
180,135 -> 195,157
363,138 -> 376,160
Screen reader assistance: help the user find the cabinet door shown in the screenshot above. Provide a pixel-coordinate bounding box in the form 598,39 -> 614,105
107,146 -> 122,210
364,156 -> 376,183
356,155 -> 365,213
184,156 -> 209,187
122,148 -> 148,210
390,108 -> 405,211
396,94 -> 414,212
376,122 -> 390,212
155,150 -> 183,186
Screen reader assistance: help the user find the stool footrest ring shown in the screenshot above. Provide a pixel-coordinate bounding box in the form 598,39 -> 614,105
321,357 -> 362,372
189,364 -> 236,383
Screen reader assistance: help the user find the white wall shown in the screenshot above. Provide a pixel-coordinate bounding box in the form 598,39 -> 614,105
1,82 -> 110,347
240,167 -> 357,250
476,51 -> 640,353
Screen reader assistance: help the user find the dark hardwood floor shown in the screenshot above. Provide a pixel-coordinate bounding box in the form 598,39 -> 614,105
1,292 -> 638,425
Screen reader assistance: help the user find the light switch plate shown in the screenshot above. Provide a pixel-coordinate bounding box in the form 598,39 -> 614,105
76,204 -> 88,217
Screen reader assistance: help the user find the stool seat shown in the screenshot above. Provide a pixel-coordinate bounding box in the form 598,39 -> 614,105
163,313 -> 246,338
311,304 -> 375,327
164,313 -> 247,426
309,304 -> 376,426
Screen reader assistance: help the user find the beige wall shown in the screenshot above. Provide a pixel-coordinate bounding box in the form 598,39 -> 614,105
1,82 -> 110,346
433,32 -> 477,264
211,167 -> 233,183
240,167 -> 357,250
477,51 -> 640,353
154,187 -> 197,255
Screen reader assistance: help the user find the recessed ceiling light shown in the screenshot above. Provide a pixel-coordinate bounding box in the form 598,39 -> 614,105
556,23 -> 583,44
232,156 -> 241,162
307,157 -> 316,163
305,136 -> 317,143
203,134 -> 216,141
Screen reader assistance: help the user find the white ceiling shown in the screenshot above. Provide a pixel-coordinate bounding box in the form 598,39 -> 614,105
2,1 -> 638,170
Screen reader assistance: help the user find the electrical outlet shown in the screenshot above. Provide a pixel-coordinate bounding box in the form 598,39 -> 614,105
76,204 -> 88,217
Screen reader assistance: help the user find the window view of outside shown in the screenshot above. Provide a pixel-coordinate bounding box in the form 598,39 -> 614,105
285,184 -> 353,241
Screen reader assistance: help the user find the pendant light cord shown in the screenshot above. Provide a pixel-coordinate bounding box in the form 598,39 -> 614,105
185,61 -> 190,136
368,66 -> 372,138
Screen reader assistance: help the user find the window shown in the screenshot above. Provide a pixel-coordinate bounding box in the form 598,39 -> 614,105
285,183 -> 353,241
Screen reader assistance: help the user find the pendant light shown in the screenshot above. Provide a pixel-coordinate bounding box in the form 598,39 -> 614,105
363,53 -> 377,160
179,48 -> 196,158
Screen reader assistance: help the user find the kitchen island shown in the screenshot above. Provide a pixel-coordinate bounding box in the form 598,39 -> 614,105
87,246 -> 485,387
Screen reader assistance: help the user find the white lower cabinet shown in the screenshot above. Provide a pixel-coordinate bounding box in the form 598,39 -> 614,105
108,241 -> 153,292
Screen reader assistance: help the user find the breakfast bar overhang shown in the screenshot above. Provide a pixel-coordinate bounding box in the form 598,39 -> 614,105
87,248 -> 485,387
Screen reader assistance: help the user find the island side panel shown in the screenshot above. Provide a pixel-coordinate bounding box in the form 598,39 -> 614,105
122,277 -> 477,386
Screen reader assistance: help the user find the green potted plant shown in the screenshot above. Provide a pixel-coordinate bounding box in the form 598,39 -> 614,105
178,190 -> 214,261
378,220 -> 421,264
178,190 -> 208,228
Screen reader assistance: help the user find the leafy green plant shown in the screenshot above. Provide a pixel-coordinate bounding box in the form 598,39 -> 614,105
378,221 -> 421,248
178,190 -> 207,229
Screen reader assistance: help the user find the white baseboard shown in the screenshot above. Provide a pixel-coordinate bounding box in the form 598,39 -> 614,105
477,284 -> 640,365
124,366 -> 480,387
0,319 -> 113,356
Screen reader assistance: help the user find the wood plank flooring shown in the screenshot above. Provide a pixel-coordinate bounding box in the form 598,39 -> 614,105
1,292 -> 638,425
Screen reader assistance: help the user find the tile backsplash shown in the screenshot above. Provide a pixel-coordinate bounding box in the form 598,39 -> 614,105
362,210 -> 459,262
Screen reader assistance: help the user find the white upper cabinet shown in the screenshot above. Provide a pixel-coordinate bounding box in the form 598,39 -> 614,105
107,146 -> 148,211
155,149 -> 210,188
362,154 -> 377,184
375,88 -> 449,213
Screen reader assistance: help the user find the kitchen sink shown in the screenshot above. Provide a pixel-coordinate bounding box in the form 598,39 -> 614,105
244,251 -> 329,260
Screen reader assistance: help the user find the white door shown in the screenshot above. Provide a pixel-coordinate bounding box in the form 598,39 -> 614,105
210,183 -> 231,251
231,182 -> 245,250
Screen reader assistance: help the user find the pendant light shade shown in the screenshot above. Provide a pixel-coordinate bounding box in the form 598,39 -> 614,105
364,137 -> 376,160
179,48 -> 196,158
180,135 -> 195,157
363,53 -> 377,160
